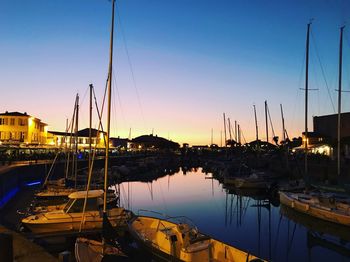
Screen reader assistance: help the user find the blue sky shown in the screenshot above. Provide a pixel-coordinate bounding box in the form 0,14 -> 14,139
1,0 -> 350,145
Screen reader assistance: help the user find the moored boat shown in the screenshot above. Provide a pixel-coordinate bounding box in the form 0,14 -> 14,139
128,214 -> 266,262
22,189 -> 130,235
225,172 -> 271,190
279,191 -> 350,226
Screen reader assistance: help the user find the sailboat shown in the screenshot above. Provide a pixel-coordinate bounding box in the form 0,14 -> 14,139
21,1 -> 131,236
279,24 -> 350,226
74,1 -> 132,261
34,94 -> 81,203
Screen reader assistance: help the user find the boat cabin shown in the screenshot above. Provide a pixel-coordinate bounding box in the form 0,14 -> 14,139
64,190 -> 103,213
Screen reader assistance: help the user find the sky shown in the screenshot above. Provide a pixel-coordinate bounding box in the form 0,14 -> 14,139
1,0 -> 350,145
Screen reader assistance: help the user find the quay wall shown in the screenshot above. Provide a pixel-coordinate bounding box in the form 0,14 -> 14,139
0,154 -> 147,209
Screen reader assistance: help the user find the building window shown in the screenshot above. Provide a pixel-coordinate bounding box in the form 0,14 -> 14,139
3,118 -> 8,125
0,118 -> 3,125
19,132 -> 25,142
18,118 -> 27,126
10,118 -> 15,125
79,138 -> 84,144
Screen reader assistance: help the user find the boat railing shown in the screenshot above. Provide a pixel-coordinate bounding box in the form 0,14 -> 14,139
137,209 -> 197,230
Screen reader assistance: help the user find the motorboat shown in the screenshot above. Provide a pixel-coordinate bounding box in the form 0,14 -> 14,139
128,212 -> 266,262
22,189 -> 130,235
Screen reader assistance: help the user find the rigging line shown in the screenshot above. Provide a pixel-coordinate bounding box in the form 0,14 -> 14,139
112,68 -> 128,133
77,86 -> 90,128
266,104 -> 276,139
80,106 -> 110,232
116,5 -> 146,128
311,30 -> 336,112
111,74 -> 118,136
92,88 -> 106,135
291,50 -> 306,132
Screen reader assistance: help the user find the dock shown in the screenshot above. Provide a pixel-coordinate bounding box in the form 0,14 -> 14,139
0,225 -> 57,262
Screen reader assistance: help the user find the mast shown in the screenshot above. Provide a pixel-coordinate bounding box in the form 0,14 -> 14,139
211,128 -> 213,145
89,84 -> 93,176
238,124 -> 241,144
253,105 -> 258,141
228,118 -> 232,142
104,0 -> 115,213
280,104 -> 286,142
337,26 -> 345,176
74,94 -> 79,188
223,113 -> 227,147
265,100 -> 268,143
235,120 -> 238,143
280,103 -> 289,170
304,22 -> 311,177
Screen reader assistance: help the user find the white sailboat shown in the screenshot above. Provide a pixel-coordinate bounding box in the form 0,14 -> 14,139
75,1 -> 131,261
280,24 -> 350,226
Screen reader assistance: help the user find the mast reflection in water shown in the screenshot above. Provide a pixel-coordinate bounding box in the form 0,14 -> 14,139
118,168 -> 350,261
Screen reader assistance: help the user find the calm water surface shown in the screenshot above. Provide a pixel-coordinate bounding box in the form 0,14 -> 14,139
119,168 -> 350,262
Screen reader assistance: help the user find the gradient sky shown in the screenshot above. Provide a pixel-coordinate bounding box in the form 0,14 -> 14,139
1,0 -> 350,145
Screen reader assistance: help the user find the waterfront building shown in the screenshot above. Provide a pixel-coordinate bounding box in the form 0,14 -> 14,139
313,112 -> 350,140
110,137 -> 131,151
0,111 -> 47,145
312,112 -> 350,157
47,128 -> 106,150
297,112 -> 350,157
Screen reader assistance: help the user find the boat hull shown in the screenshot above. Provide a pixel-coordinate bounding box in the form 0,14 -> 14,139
22,208 -> 130,235
128,216 -> 265,262
279,192 -> 350,226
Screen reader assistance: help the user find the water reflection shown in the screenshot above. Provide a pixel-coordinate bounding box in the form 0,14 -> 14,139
117,167 -> 349,261
281,205 -> 350,260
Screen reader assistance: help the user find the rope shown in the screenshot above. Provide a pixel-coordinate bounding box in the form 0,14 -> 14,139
311,30 -> 336,112
116,5 -> 146,129
266,103 -> 276,139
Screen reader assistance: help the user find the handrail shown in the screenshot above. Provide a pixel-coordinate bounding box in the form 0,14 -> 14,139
136,209 -> 198,230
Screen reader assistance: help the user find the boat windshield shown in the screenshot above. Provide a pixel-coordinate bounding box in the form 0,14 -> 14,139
65,198 -> 100,213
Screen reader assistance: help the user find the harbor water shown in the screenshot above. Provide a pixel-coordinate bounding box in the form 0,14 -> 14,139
118,167 -> 350,262
1,166 -> 349,261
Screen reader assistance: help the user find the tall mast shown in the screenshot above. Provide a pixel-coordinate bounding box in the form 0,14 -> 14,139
89,84 -> 93,176
265,100 -> 268,143
223,113 -> 227,147
280,104 -> 286,142
74,94 -> 79,188
104,0 -> 115,213
337,26 -> 345,176
253,105 -> 258,141
304,22 -> 311,177
235,120 -> 237,142
211,128 -> 213,145
238,124 -> 241,144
